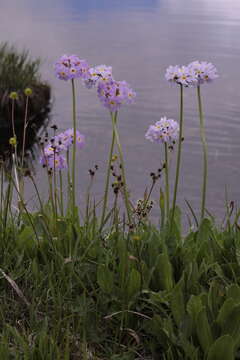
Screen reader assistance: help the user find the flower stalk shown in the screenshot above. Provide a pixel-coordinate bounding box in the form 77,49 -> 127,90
111,114 -> 132,224
71,78 -> 77,213
100,111 -> 116,229
164,143 -> 170,219
171,84 -> 184,226
197,85 -> 208,221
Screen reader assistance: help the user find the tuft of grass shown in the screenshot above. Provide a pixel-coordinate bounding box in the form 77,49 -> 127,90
0,209 -> 240,359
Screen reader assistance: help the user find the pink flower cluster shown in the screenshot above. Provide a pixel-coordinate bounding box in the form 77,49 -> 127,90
40,129 -> 85,170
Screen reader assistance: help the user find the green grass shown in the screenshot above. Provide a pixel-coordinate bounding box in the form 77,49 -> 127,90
0,206 -> 240,359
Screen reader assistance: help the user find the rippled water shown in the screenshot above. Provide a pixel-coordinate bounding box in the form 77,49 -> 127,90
0,0 -> 240,220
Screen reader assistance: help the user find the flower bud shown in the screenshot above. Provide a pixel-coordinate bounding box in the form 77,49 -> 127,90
111,154 -> 118,162
24,87 -> 32,96
9,136 -> 17,146
9,91 -> 18,100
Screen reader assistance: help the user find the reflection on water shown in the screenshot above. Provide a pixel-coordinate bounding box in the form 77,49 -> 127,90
0,0 -> 240,218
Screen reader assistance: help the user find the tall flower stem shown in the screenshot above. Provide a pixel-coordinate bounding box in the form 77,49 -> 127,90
19,94 -> 29,207
171,84 -> 184,226
59,171 -> 64,216
111,114 -> 132,224
66,149 -> 71,204
197,85 -> 207,221
71,79 -> 77,213
21,95 -> 29,169
100,111 -> 116,229
164,143 -> 170,219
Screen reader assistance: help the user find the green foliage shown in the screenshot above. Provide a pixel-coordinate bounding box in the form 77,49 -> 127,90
0,213 -> 240,358
0,42 -> 51,163
0,42 -> 41,91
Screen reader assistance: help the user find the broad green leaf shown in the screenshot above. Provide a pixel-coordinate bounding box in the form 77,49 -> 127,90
227,284 -> 240,303
97,265 -> 114,294
217,298 -> 236,328
197,219 -> 213,242
187,295 -> 203,326
179,334 -> 199,360
208,281 -> 225,317
155,253 -> 174,291
207,335 -> 234,360
170,277 -> 185,326
196,308 -> 213,353
221,304 -> 240,341
126,268 -> 141,299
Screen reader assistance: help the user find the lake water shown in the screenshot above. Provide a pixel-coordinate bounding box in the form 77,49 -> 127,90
0,0 -> 240,222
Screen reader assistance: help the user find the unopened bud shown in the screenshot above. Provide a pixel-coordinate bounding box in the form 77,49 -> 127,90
9,136 -> 17,146
24,87 -> 32,96
9,91 -> 18,100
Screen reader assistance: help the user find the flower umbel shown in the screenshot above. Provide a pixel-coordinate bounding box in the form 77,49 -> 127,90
54,55 -> 90,81
165,65 -> 197,87
40,153 -> 67,170
97,79 -> 136,111
40,128 -> 85,169
145,117 -> 179,144
188,61 -> 218,85
84,64 -> 113,89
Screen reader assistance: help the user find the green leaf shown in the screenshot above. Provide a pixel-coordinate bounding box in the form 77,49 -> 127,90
17,225 -> 36,252
197,219 -> 213,242
187,295 -> 203,326
196,308 -> 213,354
179,334 -> 199,360
144,315 -> 171,350
207,335 -> 234,360
208,281 -> 225,317
221,304 -> 240,341
155,253 -> 174,291
159,188 -> 165,229
97,265 -> 114,294
126,268 -> 141,299
227,284 -> 240,303
217,298 -> 236,328
170,277 -> 185,326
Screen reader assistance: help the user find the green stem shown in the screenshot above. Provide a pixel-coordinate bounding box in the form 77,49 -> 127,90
171,84 -> 184,226
59,170 -> 64,216
21,95 -> 29,169
100,111 -> 116,229
66,149 -> 71,206
29,175 -> 44,213
71,79 -> 77,213
111,114 -> 131,224
19,94 -> 29,209
197,85 -> 208,221
11,99 -> 16,139
0,165 -> 3,222
53,152 -> 58,219
164,143 -> 170,219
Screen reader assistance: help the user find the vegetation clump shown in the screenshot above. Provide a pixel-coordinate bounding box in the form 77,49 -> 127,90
0,43 -> 51,162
